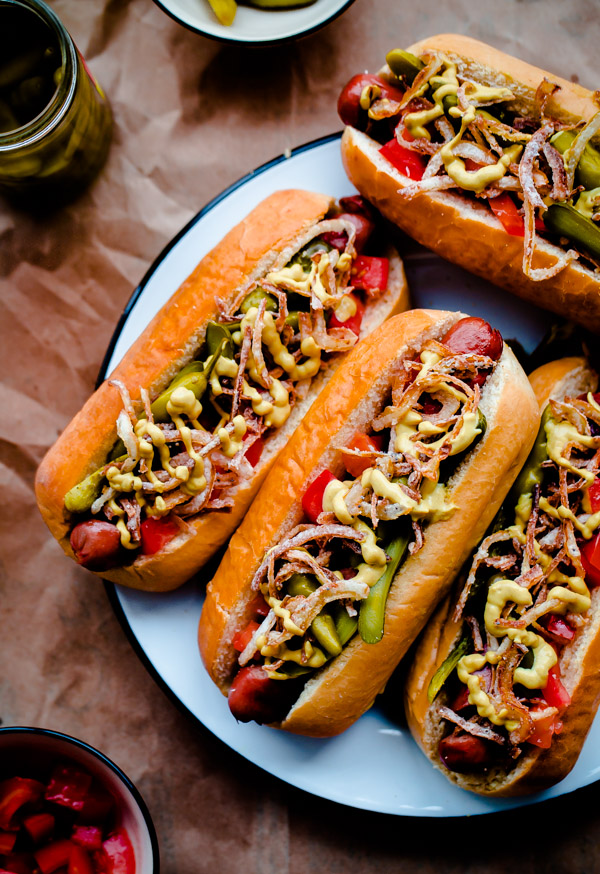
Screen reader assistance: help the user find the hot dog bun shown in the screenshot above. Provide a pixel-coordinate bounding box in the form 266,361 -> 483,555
340,35 -> 600,333
404,357 -> 600,796
199,309 -> 539,737
35,190 -> 409,592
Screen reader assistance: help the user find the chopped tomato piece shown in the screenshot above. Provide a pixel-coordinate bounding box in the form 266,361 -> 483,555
71,827 -> 102,852
351,256 -> 389,295
247,594 -> 270,619
35,839 -> 73,874
45,767 -> 91,813
488,193 -> 546,237
450,685 -> 471,712
582,532 -> 600,588
244,437 -> 264,468
232,621 -> 260,653
543,665 -> 571,711
0,778 -> 44,830
587,479 -> 600,513
338,212 -> 374,252
0,855 -> 36,874
379,138 -> 426,180
23,812 -> 54,844
344,433 -> 384,478
328,293 -> 364,336
102,828 -> 135,874
541,614 -> 575,644
527,706 -> 561,749
489,193 -> 525,236
0,831 -> 17,853
77,788 -> 114,825
139,516 -> 179,556
302,470 -> 336,523
67,846 -> 94,874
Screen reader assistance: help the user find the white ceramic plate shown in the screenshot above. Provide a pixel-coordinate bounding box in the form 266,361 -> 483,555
103,134 -> 600,816
152,0 -> 356,45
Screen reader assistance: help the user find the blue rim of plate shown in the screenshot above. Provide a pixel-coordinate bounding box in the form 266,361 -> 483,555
99,132 -> 579,818
151,0 -> 356,47
0,726 -> 160,871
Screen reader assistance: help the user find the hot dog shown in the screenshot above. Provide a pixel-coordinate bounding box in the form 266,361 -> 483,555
338,34 -> 600,333
35,191 -> 409,591
405,356 -> 600,795
198,309 -> 539,736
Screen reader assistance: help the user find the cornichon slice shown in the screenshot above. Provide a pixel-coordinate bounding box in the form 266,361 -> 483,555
427,636 -> 470,703
358,532 -> 410,645
64,454 -> 126,513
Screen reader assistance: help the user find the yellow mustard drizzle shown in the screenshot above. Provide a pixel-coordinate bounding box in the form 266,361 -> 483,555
539,496 -> 600,541
210,356 -> 239,396
545,416 -> 597,484
106,499 -> 139,550
575,187 -> 600,219
404,59 -> 460,140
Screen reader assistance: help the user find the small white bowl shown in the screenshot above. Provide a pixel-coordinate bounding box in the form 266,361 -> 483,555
152,0 -> 356,45
0,727 -> 159,873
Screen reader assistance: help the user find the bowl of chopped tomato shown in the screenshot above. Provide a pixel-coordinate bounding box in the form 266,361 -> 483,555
0,727 -> 159,874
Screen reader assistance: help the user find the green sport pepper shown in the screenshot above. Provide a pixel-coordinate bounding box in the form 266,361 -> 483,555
543,202 -> 600,263
427,635 -> 470,703
64,454 -> 126,513
287,573 -> 343,657
385,48 -> 424,84
240,288 -> 278,315
358,532 -> 411,644
551,130 -> 600,192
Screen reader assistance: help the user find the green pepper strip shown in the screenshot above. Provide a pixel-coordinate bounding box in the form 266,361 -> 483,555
240,288 -> 278,315
427,636 -> 470,703
552,130 -> 600,192
358,533 -> 411,645
287,573 -> 343,657
64,454 -> 127,513
543,202 -> 600,263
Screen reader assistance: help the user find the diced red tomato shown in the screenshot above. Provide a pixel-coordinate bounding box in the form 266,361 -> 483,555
0,855 -> 36,874
351,256 -> 389,295
340,568 -> 357,579
232,621 -> 260,653
0,778 -> 44,831
543,665 -> 571,711
35,839 -> 73,874
67,846 -> 94,874
488,193 -> 547,237
244,437 -> 264,468
489,193 -> 526,236
71,827 -> 102,852
302,470 -> 336,523
45,767 -> 91,813
76,788 -> 114,825
343,433 -> 384,478
450,685 -> 471,712
0,830 -> 17,853
247,595 -> 270,619
587,479 -> 600,513
527,706 -> 561,749
328,293 -> 364,336
581,532 -> 600,588
541,614 -> 575,644
101,829 -> 135,874
379,138 -> 426,180
23,813 -> 54,844
419,394 -> 442,416
139,515 -> 180,556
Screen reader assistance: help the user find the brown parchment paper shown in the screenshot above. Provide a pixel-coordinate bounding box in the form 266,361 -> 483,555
2,1 -> 600,871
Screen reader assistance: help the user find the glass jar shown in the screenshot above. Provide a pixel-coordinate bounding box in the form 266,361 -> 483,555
0,0 -> 112,204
